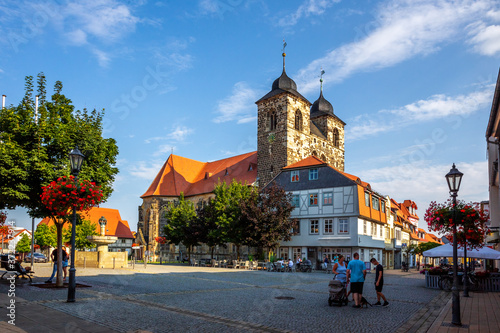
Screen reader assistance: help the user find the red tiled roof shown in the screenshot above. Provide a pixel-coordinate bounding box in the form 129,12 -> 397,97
141,152 -> 257,198
39,207 -> 134,239
283,156 -> 327,169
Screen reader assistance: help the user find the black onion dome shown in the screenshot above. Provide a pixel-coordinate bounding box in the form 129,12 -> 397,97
272,69 -> 298,92
310,91 -> 334,116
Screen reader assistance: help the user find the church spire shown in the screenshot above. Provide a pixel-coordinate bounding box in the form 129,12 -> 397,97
282,39 -> 287,72
320,68 -> 325,93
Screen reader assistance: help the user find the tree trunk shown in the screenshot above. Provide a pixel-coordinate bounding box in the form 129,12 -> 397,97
236,245 -> 240,260
55,221 -> 64,287
188,245 -> 191,261
211,246 -> 214,259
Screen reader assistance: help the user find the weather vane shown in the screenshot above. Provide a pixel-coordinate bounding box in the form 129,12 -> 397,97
320,68 -> 325,92
282,39 -> 287,70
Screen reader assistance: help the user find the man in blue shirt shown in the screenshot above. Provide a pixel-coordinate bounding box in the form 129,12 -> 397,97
346,252 -> 367,308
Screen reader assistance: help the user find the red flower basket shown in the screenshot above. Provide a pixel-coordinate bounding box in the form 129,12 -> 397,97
41,176 -> 104,216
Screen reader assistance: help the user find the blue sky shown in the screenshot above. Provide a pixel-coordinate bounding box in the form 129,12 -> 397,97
1,0 -> 499,234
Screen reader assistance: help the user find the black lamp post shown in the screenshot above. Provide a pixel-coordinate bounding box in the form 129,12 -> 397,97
68,146 -> 84,303
445,163 -> 463,326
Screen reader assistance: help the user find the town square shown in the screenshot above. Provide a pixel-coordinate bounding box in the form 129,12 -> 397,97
1,1 -> 500,332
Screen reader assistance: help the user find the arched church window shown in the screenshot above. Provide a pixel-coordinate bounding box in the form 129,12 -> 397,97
320,154 -> 326,162
295,111 -> 302,131
268,110 -> 277,131
333,128 -> 340,148
312,151 -> 318,157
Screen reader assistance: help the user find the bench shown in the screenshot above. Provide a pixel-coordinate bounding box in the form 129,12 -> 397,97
1,255 -> 34,283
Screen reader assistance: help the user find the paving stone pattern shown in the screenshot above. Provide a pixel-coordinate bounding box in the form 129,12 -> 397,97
1,265 -> 440,333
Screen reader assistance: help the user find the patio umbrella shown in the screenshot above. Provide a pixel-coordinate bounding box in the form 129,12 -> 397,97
423,243 -> 500,259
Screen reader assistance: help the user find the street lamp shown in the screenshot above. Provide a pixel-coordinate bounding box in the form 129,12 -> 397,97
445,163 -> 463,326
68,146 -> 84,303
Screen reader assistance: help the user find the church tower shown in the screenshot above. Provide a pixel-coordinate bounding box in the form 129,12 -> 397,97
256,45 -> 345,187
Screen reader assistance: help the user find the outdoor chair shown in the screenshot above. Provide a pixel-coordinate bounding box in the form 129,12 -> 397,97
232,260 -> 239,269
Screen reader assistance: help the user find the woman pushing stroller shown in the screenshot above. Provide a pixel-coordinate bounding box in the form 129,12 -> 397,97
328,255 -> 349,306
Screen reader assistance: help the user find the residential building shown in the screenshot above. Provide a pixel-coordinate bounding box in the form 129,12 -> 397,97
486,69 -> 500,262
267,156 -> 387,266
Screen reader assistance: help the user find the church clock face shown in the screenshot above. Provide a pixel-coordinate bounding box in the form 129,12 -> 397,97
268,133 -> 276,143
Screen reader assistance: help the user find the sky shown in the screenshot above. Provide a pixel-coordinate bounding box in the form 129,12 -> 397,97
1,0 -> 499,235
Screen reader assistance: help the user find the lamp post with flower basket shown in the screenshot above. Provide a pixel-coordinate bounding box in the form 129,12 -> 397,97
40,147 -> 103,298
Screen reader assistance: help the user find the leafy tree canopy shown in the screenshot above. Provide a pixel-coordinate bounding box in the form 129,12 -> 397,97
34,223 -> 57,250
0,73 -> 119,218
163,193 -> 203,258
63,219 -> 98,250
16,234 -> 32,253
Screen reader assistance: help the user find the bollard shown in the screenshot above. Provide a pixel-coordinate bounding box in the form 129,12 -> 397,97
84,257 -> 86,269
160,257 -> 162,265
113,257 -> 115,269
144,258 -> 147,269
132,258 -> 135,269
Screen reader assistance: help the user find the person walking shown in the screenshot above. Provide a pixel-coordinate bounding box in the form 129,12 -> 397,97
346,252 -> 367,308
370,258 -> 388,306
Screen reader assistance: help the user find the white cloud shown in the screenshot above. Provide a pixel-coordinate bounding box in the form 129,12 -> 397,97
153,37 -> 195,72
355,160 -> 488,228
65,29 -> 88,46
64,0 -> 139,43
129,161 -> 165,180
468,24 -> 500,56
278,0 -> 341,27
296,0 -> 497,93
348,86 -> 493,141
145,125 -> 193,156
92,48 -> 111,67
213,82 -> 261,124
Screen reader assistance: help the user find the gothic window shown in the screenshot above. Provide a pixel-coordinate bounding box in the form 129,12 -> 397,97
333,128 -> 340,147
267,110 -> 277,131
294,111 -> 302,131
320,154 -> 326,162
312,150 -> 318,157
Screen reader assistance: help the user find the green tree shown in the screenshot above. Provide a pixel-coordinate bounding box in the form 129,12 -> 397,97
208,180 -> 256,259
240,183 -> 297,256
0,74 -> 118,287
0,74 -> 119,217
34,223 -> 57,253
16,234 -> 32,254
163,193 -> 203,260
63,219 -> 98,250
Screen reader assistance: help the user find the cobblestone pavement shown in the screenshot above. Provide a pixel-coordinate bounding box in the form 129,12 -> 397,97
1,264 -> 440,333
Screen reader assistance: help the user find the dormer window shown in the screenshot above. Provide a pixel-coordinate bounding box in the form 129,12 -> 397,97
291,170 -> 299,182
309,168 -> 318,180
248,164 -> 253,171
225,169 -> 229,176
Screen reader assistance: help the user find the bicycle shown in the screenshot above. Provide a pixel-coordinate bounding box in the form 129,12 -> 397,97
463,272 -> 479,291
438,274 -> 453,291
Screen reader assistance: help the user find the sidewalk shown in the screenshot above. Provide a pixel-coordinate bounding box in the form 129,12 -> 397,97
1,266 -> 499,332
398,289 -> 500,333
427,291 -> 500,332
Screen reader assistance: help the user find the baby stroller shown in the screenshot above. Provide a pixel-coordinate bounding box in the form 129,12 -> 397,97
328,279 -> 348,306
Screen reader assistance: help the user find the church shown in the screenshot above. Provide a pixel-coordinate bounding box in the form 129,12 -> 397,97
137,50 -> 346,260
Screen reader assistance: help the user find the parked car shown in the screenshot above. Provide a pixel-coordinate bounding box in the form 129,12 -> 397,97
24,252 -> 48,263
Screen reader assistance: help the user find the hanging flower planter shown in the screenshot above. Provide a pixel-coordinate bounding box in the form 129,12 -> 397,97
40,176 -> 104,215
